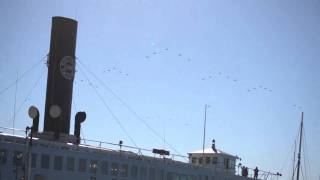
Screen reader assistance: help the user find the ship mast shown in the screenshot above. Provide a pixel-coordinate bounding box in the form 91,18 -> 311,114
296,112 -> 303,180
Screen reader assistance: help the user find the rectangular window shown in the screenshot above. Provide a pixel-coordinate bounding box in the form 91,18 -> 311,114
224,158 -> 229,169
180,174 -> 188,180
0,149 -> 7,164
31,153 -> 37,168
120,164 -> 128,177
159,169 -> 164,180
212,157 -> 217,164
149,168 -> 155,180
41,154 -> 50,169
13,151 -> 23,166
198,157 -> 203,165
90,160 -> 98,174
131,165 -> 138,178
67,157 -> 75,171
79,159 -> 87,172
191,157 -> 197,163
101,161 -> 108,175
111,163 -> 119,176
54,156 -> 63,170
190,175 -> 197,180
34,174 -> 46,180
140,167 -> 147,180
167,172 -> 173,180
206,157 -> 211,164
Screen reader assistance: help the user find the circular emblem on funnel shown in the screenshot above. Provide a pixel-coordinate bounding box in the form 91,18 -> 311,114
60,56 -> 75,80
49,105 -> 62,118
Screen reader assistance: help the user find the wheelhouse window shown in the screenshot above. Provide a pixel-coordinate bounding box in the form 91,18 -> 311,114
0,149 -> 7,164
101,161 -> 108,175
41,154 -> 50,169
198,157 -> 203,165
13,151 -> 23,166
66,157 -> 75,171
89,160 -> 98,174
191,157 -> 197,163
31,153 -> 37,168
120,164 -> 128,177
54,156 -> 63,170
79,159 -> 87,172
130,165 -> 138,178
111,163 -> 119,176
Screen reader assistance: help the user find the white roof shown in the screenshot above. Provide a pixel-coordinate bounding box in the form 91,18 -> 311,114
188,148 -> 237,158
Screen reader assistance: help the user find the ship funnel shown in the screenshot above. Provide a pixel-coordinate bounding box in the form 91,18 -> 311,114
28,106 -> 39,134
74,112 -> 86,144
43,16 -> 78,136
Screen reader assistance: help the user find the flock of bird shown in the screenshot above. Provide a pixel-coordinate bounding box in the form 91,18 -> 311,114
0,46 -> 303,113
73,46 -> 303,110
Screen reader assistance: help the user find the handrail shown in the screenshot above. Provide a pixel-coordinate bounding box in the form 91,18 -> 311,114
80,138 -> 188,161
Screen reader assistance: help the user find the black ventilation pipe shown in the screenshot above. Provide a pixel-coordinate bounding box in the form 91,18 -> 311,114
74,112 -> 86,144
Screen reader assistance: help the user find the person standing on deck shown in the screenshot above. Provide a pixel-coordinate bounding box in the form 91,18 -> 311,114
254,167 -> 259,179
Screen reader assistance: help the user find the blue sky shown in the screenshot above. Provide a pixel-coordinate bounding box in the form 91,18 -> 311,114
0,0 -> 319,179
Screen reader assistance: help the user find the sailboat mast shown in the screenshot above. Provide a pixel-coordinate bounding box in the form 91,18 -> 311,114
296,112 -> 304,180
292,140 -> 296,180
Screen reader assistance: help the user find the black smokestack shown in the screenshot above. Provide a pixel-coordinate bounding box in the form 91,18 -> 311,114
43,16 -> 78,135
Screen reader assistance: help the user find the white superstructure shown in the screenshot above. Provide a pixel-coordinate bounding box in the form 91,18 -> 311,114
0,130 -> 252,180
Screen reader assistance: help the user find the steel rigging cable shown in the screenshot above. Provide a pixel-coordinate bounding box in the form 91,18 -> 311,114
77,64 -> 138,148
77,58 -> 185,159
0,54 -> 47,96
3,69 -> 45,131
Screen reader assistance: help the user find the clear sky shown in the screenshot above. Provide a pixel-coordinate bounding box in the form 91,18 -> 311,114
0,0 -> 319,179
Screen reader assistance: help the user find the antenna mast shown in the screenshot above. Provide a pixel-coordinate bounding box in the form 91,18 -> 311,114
202,104 -> 208,167
296,112 -> 303,180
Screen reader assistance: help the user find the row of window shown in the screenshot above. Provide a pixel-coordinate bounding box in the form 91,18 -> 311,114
0,149 -> 23,166
0,149 -> 221,180
191,157 -> 218,165
190,156 -> 233,170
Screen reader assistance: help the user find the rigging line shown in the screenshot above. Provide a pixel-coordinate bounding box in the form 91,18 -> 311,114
0,54 -> 47,96
5,69 -> 46,125
77,59 -> 185,158
279,139 -> 296,174
13,59 -> 20,135
284,124 -> 301,180
77,64 -> 138,148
